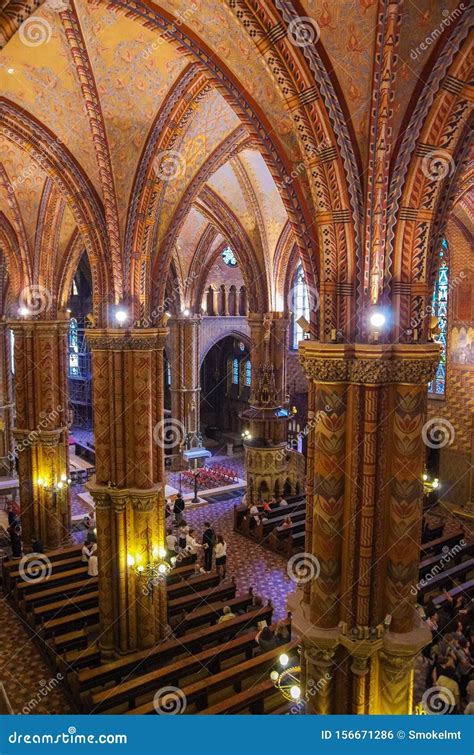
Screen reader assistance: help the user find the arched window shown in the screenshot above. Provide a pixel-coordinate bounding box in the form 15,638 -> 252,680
68,318 -> 80,377
292,264 -> 310,349
232,358 -> 239,385
429,238 -> 449,397
245,359 -> 252,386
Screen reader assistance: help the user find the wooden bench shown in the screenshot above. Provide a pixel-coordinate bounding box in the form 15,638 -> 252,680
127,639 -> 297,714
174,592 -> 254,637
22,577 -> 99,613
32,590 -> 100,626
86,613 -> 286,713
433,578 -> 474,608
418,557 -> 474,596
422,524 -> 444,543
255,508 -> 306,541
16,565 -> 90,599
2,545 -> 83,594
419,543 -> 474,578
166,571 -> 221,600
234,496 -> 305,532
168,579 -> 235,617
72,604 -> 273,696
200,679 -> 279,714
420,531 -> 464,557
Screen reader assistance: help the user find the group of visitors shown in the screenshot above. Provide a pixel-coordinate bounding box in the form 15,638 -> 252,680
245,495 -> 288,529
423,589 -> 474,713
165,495 -> 227,577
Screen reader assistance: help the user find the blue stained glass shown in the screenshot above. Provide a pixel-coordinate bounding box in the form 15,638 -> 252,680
245,360 -> 251,386
428,240 -> 449,396
232,358 -> 239,385
222,246 -> 237,267
68,318 -> 80,377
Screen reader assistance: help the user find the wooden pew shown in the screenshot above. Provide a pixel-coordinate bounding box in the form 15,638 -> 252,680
16,565 -> 90,600
166,571 -> 221,600
174,592 -> 254,637
200,679 -> 279,714
419,543 -> 474,578
168,579 -> 235,617
72,605 -> 273,697
254,509 -> 306,542
2,545 -> 83,594
234,496 -> 305,532
127,639 -> 297,715
420,531 -> 464,558
433,579 -> 474,609
86,613 -> 287,713
22,577 -> 98,613
418,557 -> 474,596
32,590 -> 100,626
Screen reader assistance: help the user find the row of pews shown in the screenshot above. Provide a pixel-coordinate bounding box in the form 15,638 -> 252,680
2,546 -> 298,715
234,494 -> 306,556
417,529 -> 474,611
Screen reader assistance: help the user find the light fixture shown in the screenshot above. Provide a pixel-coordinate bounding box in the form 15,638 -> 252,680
37,477 -> 44,487
422,473 -> 428,481
369,311 -> 386,329
19,306 -> 30,317
270,670 -> 279,682
290,685 -> 301,700
127,554 -> 135,567
182,308 -> 190,317
241,429 -> 252,441
279,653 -> 289,667
432,479 -> 439,489
115,308 -> 128,325
37,473 -> 71,493
7,68 -> 14,74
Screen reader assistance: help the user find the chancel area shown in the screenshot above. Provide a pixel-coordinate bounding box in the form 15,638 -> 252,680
0,0 -> 473,717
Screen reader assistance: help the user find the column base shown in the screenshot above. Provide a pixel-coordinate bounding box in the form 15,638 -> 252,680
288,590 -> 430,714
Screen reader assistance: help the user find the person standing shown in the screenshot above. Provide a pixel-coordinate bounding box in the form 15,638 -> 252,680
202,521 -> 215,572
88,548 -> 99,577
215,535 -> 227,579
173,494 -> 185,526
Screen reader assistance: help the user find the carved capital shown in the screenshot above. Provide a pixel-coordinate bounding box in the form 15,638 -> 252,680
86,328 -> 168,352
299,342 -> 440,385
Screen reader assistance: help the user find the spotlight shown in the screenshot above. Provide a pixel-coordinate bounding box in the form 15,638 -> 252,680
115,308 -> 128,325
369,311 -> 386,328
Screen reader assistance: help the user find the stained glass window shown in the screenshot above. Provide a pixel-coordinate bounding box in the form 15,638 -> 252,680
68,318 -> 80,377
232,357 -> 239,385
245,360 -> 252,386
222,246 -> 237,267
428,239 -> 448,397
292,264 -> 310,349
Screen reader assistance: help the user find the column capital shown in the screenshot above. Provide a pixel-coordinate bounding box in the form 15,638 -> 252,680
298,341 -> 440,385
85,327 -> 168,351
7,319 -> 70,335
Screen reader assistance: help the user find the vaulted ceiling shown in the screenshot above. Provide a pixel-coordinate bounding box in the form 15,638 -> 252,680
0,0 -> 472,336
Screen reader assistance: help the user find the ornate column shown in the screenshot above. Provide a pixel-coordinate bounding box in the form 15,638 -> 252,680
9,320 -> 70,550
288,341 -> 439,714
86,328 -> 168,658
0,322 -> 14,476
168,314 -> 201,468
242,313 -> 291,502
